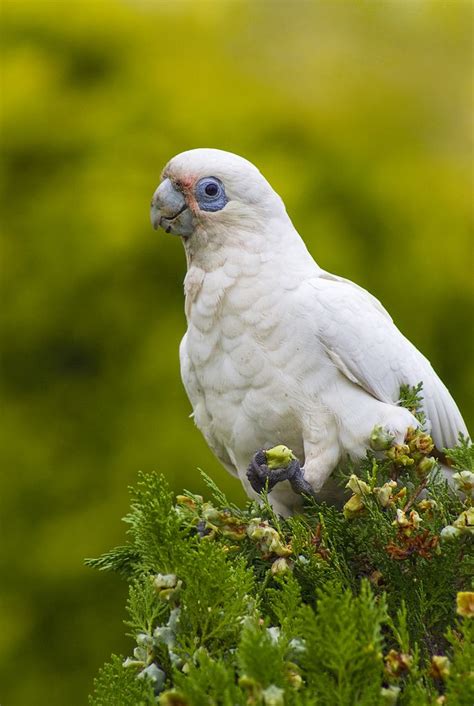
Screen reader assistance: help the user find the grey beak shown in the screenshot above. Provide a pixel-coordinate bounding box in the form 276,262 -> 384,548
150,178 -> 194,236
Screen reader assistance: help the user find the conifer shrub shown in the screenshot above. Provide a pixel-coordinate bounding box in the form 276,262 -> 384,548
87,388 -> 473,705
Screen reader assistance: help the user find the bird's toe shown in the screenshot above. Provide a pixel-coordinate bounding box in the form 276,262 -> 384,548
246,449 -> 310,495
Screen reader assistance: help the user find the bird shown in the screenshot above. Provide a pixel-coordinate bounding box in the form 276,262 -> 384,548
150,148 -> 468,516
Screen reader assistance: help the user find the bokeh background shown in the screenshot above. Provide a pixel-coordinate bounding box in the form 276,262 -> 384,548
1,0 -> 473,703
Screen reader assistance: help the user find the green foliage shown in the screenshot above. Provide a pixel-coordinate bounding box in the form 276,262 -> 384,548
89,428 -> 473,705
85,545 -> 142,578
444,434 -> 474,473
125,577 -> 168,640
445,620 -> 474,706
171,651 -> 245,706
399,382 -> 427,428
237,618 -> 288,689
123,472 -> 188,573
299,582 -> 387,705
176,542 -> 254,658
92,655 -> 156,706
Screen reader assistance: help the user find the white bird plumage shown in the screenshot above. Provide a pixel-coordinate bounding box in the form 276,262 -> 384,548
151,148 -> 468,516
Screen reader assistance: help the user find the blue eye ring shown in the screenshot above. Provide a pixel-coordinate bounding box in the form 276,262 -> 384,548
195,176 -> 228,212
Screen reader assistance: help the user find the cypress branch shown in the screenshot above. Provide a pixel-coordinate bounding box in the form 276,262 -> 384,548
88,388 -> 473,705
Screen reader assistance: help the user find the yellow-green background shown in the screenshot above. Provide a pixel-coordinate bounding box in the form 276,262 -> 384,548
1,1 -> 473,703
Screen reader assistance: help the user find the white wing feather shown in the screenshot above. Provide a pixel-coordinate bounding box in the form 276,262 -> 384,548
311,273 -> 468,449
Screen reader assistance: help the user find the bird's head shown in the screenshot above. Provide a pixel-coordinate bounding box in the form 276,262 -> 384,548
150,149 -> 287,247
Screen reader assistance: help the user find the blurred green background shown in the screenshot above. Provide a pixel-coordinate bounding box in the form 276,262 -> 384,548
1,0 -> 473,703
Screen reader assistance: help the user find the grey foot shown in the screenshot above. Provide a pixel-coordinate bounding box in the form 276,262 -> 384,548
246,450 -> 317,498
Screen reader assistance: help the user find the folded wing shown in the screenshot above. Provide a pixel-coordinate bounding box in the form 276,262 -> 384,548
312,272 -> 468,449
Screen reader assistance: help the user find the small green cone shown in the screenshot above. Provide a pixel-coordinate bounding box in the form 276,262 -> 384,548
265,445 -> 297,469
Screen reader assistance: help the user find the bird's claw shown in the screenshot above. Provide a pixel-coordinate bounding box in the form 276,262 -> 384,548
246,449 -> 316,498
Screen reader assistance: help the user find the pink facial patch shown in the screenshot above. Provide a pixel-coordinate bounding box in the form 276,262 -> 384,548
177,176 -> 199,212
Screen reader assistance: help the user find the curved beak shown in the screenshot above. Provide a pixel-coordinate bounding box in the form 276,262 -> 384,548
150,178 -> 194,236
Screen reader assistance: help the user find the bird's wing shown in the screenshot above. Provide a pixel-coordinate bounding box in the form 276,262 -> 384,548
309,273 -> 468,449
179,333 -> 239,477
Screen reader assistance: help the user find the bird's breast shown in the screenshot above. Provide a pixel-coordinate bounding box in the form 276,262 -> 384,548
184,268 -> 312,460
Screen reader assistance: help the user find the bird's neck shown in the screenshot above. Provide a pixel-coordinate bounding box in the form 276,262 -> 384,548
181,220 -> 320,323
181,216 -> 315,273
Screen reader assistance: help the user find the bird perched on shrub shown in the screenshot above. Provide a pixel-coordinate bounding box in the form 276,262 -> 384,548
150,149 -> 468,516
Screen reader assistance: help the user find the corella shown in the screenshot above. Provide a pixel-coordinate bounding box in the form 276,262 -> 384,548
150,149 -> 468,516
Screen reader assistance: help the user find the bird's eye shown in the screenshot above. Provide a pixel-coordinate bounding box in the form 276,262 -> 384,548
205,183 -> 219,197
195,176 -> 228,212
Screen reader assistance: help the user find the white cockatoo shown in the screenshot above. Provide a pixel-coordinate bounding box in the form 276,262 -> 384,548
150,148 -> 468,516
